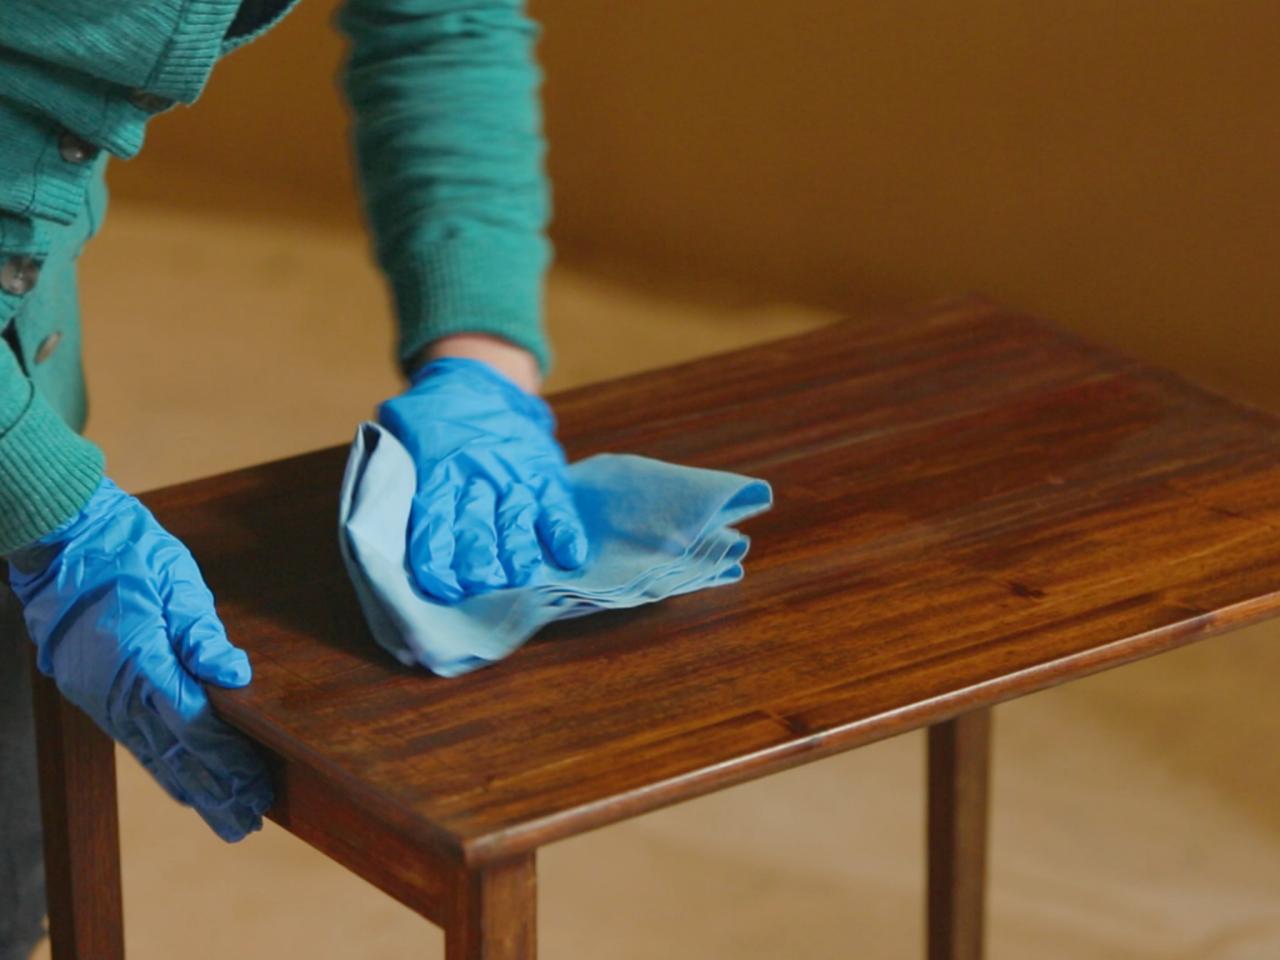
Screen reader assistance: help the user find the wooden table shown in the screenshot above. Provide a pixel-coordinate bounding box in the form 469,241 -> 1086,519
32,296 -> 1280,959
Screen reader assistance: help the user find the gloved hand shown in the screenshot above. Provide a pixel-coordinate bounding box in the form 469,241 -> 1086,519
377,356 -> 588,603
6,478 -> 273,842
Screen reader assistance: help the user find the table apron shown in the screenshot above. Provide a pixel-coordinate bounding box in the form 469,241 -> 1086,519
266,754 -> 462,926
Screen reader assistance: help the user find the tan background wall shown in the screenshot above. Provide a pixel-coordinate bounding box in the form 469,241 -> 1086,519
110,0 -> 1280,407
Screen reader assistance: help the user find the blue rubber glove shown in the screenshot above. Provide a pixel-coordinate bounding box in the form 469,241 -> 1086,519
377,357 -> 588,603
6,478 -> 273,842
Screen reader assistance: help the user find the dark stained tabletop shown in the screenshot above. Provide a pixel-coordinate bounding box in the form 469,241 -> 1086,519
145,296 -> 1280,865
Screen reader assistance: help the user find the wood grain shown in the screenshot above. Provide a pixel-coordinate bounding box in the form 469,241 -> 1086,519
445,854 -> 537,960
265,753 -> 457,924
30,665 -> 125,960
927,710 -> 991,960
142,295 -> 1280,867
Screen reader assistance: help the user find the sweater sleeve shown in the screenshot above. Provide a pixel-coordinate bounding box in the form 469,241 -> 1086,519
335,0 -> 553,374
0,343 -> 103,556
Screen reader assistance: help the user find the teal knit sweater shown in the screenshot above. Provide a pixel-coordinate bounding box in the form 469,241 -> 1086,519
0,0 -> 552,554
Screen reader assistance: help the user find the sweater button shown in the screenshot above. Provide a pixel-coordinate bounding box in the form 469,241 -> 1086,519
0,257 -> 40,296
128,89 -> 173,113
34,331 -> 62,365
58,130 -> 99,164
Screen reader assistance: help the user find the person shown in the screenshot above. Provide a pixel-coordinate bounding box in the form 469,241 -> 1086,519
0,2 -> 585,957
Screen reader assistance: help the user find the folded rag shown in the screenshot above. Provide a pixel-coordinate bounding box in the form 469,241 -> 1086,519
338,422 -> 773,677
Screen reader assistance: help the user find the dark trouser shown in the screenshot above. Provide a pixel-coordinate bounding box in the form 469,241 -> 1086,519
0,580 -> 45,960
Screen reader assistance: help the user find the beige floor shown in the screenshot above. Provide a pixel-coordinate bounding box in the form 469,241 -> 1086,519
28,200 -> 1280,959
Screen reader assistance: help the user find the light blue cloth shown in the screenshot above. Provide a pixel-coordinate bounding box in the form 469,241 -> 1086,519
338,422 -> 773,677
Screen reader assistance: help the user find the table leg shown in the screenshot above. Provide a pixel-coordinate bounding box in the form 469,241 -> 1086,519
926,708 -> 991,960
30,664 -> 126,960
445,853 -> 537,960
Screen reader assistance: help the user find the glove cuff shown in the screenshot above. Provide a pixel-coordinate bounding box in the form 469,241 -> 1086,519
410,356 -> 556,433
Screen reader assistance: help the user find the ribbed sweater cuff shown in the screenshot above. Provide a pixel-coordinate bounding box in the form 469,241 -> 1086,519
390,233 -> 553,377
0,387 -> 104,555
149,0 -> 243,103
34,156 -> 95,224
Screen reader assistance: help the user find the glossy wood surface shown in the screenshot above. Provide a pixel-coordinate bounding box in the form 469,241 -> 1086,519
144,295 -> 1280,867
